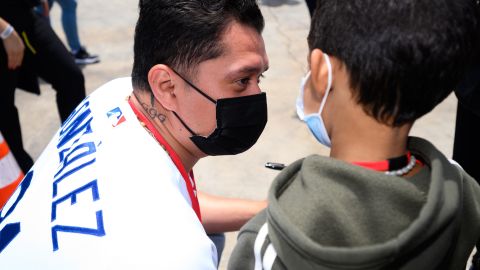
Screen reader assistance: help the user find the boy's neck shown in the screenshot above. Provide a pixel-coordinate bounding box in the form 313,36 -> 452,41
329,117 -> 412,163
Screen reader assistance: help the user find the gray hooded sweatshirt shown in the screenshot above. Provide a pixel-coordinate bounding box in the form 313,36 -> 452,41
229,137 -> 480,270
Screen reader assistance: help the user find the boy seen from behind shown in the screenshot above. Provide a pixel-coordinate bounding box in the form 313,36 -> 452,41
229,0 -> 480,269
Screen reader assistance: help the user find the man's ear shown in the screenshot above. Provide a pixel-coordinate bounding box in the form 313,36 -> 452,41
147,64 -> 177,111
309,48 -> 330,98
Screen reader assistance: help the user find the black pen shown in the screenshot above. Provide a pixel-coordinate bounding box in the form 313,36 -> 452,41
265,162 -> 286,170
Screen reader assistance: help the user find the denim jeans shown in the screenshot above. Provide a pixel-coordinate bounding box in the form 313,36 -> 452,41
38,0 -> 82,52
208,233 -> 225,266
52,0 -> 81,52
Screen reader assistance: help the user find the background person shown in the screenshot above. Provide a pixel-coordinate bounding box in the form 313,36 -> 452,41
453,59 -> 480,183
37,0 -> 100,65
0,0 -> 85,173
305,0 -> 316,17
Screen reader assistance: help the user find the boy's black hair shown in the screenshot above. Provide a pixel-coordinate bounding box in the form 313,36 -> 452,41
308,0 -> 479,126
132,0 -> 264,92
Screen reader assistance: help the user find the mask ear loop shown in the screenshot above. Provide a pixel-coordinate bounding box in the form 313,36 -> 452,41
172,111 -> 198,136
169,67 -> 216,136
296,71 -> 311,120
317,53 -> 333,114
170,68 -> 217,104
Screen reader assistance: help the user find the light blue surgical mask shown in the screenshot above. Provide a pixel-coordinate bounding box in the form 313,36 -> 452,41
295,53 -> 333,147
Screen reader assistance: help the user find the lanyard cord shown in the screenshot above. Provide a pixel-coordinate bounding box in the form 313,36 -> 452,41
352,152 -> 419,176
128,96 -> 202,221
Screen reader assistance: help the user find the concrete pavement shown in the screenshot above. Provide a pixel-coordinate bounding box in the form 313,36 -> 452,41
15,0 -> 458,268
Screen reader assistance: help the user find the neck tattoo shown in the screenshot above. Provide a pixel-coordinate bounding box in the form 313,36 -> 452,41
133,91 -> 166,123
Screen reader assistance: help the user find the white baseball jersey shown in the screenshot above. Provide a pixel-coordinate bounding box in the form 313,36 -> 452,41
0,78 -> 217,269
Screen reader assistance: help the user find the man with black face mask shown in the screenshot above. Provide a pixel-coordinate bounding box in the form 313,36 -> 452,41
0,0 -> 268,269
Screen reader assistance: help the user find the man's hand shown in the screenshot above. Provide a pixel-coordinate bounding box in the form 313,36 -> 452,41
2,30 -> 25,70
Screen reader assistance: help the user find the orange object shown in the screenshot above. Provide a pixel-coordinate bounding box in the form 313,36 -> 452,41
0,132 -> 24,209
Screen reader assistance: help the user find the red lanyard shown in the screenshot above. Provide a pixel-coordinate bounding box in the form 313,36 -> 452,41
128,98 -> 202,222
352,152 -> 414,172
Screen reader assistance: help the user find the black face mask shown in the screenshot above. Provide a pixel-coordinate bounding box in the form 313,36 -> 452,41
171,69 -> 268,156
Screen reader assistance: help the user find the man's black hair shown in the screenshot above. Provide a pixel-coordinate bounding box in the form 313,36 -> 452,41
132,0 -> 264,92
308,0 -> 480,126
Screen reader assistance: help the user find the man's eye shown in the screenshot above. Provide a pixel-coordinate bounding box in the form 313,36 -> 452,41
238,78 -> 250,86
237,74 -> 265,87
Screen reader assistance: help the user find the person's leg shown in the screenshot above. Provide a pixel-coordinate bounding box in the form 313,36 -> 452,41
53,0 -> 99,65
305,0 -> 317,17
208,233 -> 225,266
29,14 -> 86,122
453,101 -> 480,183
0,47 -> 34,172
54,0 -> 81,52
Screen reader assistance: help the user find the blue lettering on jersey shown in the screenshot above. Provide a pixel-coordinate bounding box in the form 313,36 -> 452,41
58,100 -> 93,149
51,98 -> 106,251
0,223 -> 20,253
0,171 -> 34,253
51,180 -> 100,222
51,180 -> 105,251
0,97 -> 108,255
53,142 -> 96,197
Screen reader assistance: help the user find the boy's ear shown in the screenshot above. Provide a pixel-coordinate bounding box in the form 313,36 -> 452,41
147,64 -> 177,111
309,48 -> 330,98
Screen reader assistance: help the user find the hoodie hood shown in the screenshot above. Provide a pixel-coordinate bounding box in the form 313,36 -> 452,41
265,137 -> 463,270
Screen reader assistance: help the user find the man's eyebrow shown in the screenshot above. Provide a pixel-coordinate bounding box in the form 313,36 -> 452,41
227,65 -> 269,77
